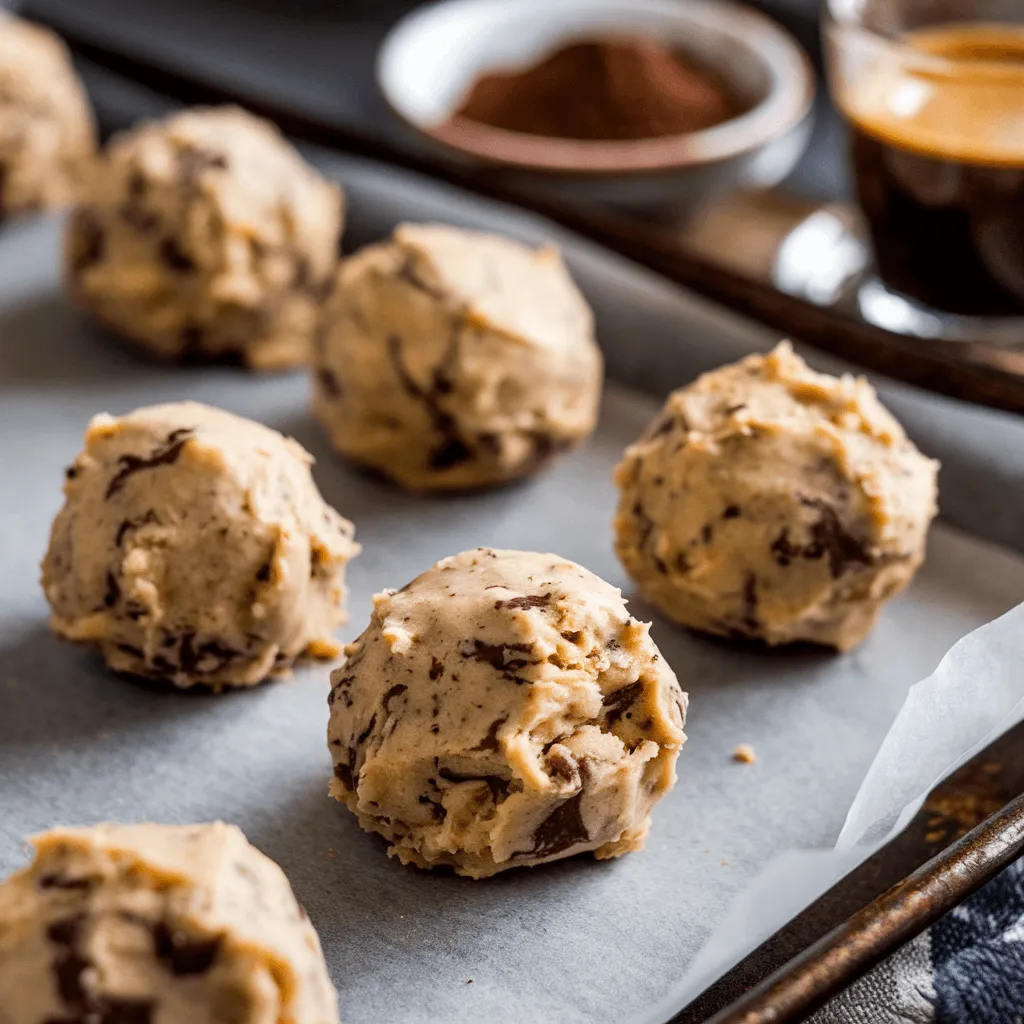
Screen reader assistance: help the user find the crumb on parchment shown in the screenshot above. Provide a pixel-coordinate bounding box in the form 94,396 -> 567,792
732,743 -> 756,764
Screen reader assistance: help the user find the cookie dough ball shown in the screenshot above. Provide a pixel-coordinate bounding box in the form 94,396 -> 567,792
0,13 -> 97,216
328,548 -> 687,879
0,822 -> 339,1024
614,343 -> 939,651
64,106 -> 343,369
312,223 -> 602,491
42,401 -> 359,688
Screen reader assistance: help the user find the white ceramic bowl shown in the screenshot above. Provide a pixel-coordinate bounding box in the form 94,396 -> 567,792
377,0 -> 815,212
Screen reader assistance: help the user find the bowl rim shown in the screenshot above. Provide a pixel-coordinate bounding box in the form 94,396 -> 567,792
377,0 -> 816,177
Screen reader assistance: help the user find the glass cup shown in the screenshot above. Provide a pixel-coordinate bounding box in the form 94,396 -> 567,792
824,0 -> 1024,329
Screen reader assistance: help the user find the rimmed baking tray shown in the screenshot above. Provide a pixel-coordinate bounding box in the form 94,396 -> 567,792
2,70 -> 1024,1024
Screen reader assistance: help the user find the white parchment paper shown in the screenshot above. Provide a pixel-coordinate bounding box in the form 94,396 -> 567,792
1,132 -> 1023,1021
650,601 -> 1024,1016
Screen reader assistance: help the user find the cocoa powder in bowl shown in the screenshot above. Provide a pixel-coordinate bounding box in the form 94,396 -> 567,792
452,37 -> 742,141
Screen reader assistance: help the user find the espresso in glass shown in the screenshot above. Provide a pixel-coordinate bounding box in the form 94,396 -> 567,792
831,21 -> 1024,317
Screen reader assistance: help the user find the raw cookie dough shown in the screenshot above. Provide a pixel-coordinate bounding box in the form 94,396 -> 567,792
614,343 -> 939,651
0,13 -> 97,215
328,547 -> 687,879
0,822 -> 339,1024
42,401 -> 359,688
312,223 -> 602,492
64,106 -> 343,369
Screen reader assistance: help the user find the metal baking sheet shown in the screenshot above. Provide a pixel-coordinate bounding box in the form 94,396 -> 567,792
2,175 -> 1024,1024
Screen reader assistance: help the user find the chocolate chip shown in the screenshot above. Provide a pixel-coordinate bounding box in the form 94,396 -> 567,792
65,466 -> 79,480
723,505 -> 741,519
560,630 -> 582,644
177,632 -> 199,676
103,572 -> 120,609
118,203 -> 159,233
531,791 -> 589,857
355,713 -> 377,747
701,524 -> 713,544
46,915 -> 89,1007
387,332 -> 474,473
69,211 -> 105,273
429,657 -> 444,680
438,767 -> 510,804
292,255 -> 311,290
648,414 -> 676,439
429,437 -> 473,469
333,760 -> 353,790
127,170 -> 147,200
603,681 -> 643,727
255,561 -> 271,582
152,922 -> 221,975
177,146 -> 228,182
38,874 -> 93,891
499,593 -> 552,611
158,238 -> 195,272
770,499 -> 872,579
742,573 -> 760,632
116,643 -> 143,658
97,1000 -> 155,1024
105,429 -> 193,499
317,367 -> 342,398
476,432 -> 501,455
382,683 -> 408,714
461,640 -> 537,683
472,717 -> 506,752
547,748 -> 580,786
396,253 -> 445,300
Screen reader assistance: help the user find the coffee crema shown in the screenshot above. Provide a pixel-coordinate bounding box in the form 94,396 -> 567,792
835,24 -> 1024,315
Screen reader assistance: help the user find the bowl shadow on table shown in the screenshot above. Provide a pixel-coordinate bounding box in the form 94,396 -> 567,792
0,623 -> 245,759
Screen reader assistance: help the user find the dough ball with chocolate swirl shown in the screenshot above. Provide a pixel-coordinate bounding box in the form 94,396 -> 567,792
328,547 -> 687,879
614,343 -> 939,651
0,822 -> 339,1024
312,223 -> 602,492
41,401 -> 359,689
64,106 -> 343,369
0,13 -> 97,217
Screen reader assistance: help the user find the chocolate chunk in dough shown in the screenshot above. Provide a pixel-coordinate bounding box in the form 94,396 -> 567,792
312,223 -> 602,492
614,342 -> 938,651
0,823 -> 339,1022
327,547 -> 687,878
42,401 -> 359,689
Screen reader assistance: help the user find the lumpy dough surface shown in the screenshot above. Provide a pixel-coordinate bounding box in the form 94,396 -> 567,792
42,401 -> 359,688
312,223 -> 603,492
64,106 -> 343,369
614,343 -> 939,651
0,822 -> 339,1024
0,13 -> 96,215
327,548 -> 687,879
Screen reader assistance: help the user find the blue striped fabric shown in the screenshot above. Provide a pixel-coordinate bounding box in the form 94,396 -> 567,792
812,856 -> 1024,1023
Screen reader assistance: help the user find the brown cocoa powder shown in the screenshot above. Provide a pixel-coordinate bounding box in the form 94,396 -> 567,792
453,38 -> 739,141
